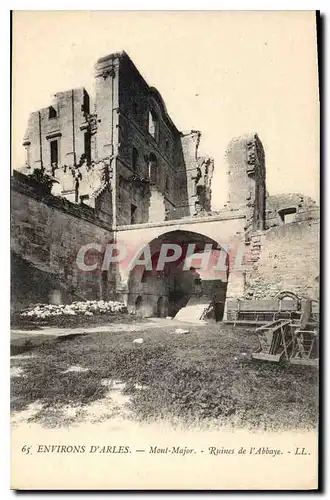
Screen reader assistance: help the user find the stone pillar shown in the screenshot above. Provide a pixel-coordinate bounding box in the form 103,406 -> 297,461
223,271 -> 245,321
94,53 -> 120,225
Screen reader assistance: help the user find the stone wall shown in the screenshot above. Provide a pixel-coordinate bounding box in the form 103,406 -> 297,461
11,172 -> 114,310
115,53 -> 187,224
93,51 -> 185,226
265,193 -> 318,229
244,218 -> 319,300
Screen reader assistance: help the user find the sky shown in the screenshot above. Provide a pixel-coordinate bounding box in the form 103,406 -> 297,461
12,11 -> 319,210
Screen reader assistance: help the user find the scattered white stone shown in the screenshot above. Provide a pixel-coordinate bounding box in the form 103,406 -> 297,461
112,381 -> 126,391
166,316 -> 173,320
10,354 -> 36,360
134,383 -> 148,390
174,328 -> 190,334
20,299 -> 127,319
101,379 -> 126,391
10,366 -> 25,378
11,402 -> 43,427
62,366 -> 89,373
64,406 -> 79,418
132,338 -> 144,344
101,379 -> 113,388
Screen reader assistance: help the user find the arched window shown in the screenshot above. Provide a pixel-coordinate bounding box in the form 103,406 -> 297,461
148,110 -> 159,141
148,153 -> 158,184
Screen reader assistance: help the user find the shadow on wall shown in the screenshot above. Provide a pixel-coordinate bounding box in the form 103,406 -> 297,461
167,267 -> 201,317
135,295 -> 169,318
11,252 -> 79,311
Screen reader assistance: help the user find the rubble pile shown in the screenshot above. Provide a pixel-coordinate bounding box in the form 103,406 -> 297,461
20,300 -> 127,319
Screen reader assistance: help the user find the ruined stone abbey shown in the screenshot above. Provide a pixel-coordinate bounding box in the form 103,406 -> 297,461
12,51 -> 319,320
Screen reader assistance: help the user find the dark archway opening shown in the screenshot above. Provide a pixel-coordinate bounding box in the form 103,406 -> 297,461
135,295 -> 144,317
128,230 -> 229,321
167,266 -> 202,317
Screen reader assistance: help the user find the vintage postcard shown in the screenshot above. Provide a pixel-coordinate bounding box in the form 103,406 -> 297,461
11,10 -> 320,490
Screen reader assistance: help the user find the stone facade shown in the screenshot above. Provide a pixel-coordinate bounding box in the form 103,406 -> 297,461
243,193 -> 320,301
13,51 -> 319,315
22,51 -> 214,227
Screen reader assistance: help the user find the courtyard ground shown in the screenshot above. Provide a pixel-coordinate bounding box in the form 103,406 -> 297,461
10,319 -> 318,432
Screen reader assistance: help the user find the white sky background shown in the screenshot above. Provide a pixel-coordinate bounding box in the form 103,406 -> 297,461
12,11 -> 319,210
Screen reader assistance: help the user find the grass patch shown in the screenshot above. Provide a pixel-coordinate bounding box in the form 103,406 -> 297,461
11,323 -> 318,430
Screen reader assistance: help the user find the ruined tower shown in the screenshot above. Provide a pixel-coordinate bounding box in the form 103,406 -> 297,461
225,133 -> 266,234
21,51 -> 214,227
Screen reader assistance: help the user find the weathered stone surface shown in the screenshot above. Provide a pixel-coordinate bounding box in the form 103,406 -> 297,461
244,219 -> 319,300
21,51 -> 214,227
225,133 -> 266,233
11,172 -> 114,309
13,51 -> 319,317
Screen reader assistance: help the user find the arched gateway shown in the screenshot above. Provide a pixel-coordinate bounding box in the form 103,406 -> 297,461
124,229 -> 230,321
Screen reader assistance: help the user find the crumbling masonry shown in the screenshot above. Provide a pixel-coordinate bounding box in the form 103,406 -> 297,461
12,51 -> 319,317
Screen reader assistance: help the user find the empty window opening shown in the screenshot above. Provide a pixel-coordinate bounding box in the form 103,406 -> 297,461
278,207 -> 297,224
132,147 -> 139,172
84,132 -> 91,164
48,106 -> 57,119
148,153 -> 158,183
82,91 -> 90,114
80,194 -> 89,204
148,110 -> 159,141
194,200 -> 201,215
50,140 -> 59,166
75,179 -> 79,203
24,146 -> 31,167
165,175 -> 169,192
131,204 -> 137,225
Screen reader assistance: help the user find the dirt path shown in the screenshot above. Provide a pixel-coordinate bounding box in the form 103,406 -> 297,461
11,378 -> 135,429
11,317 -> 203,340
